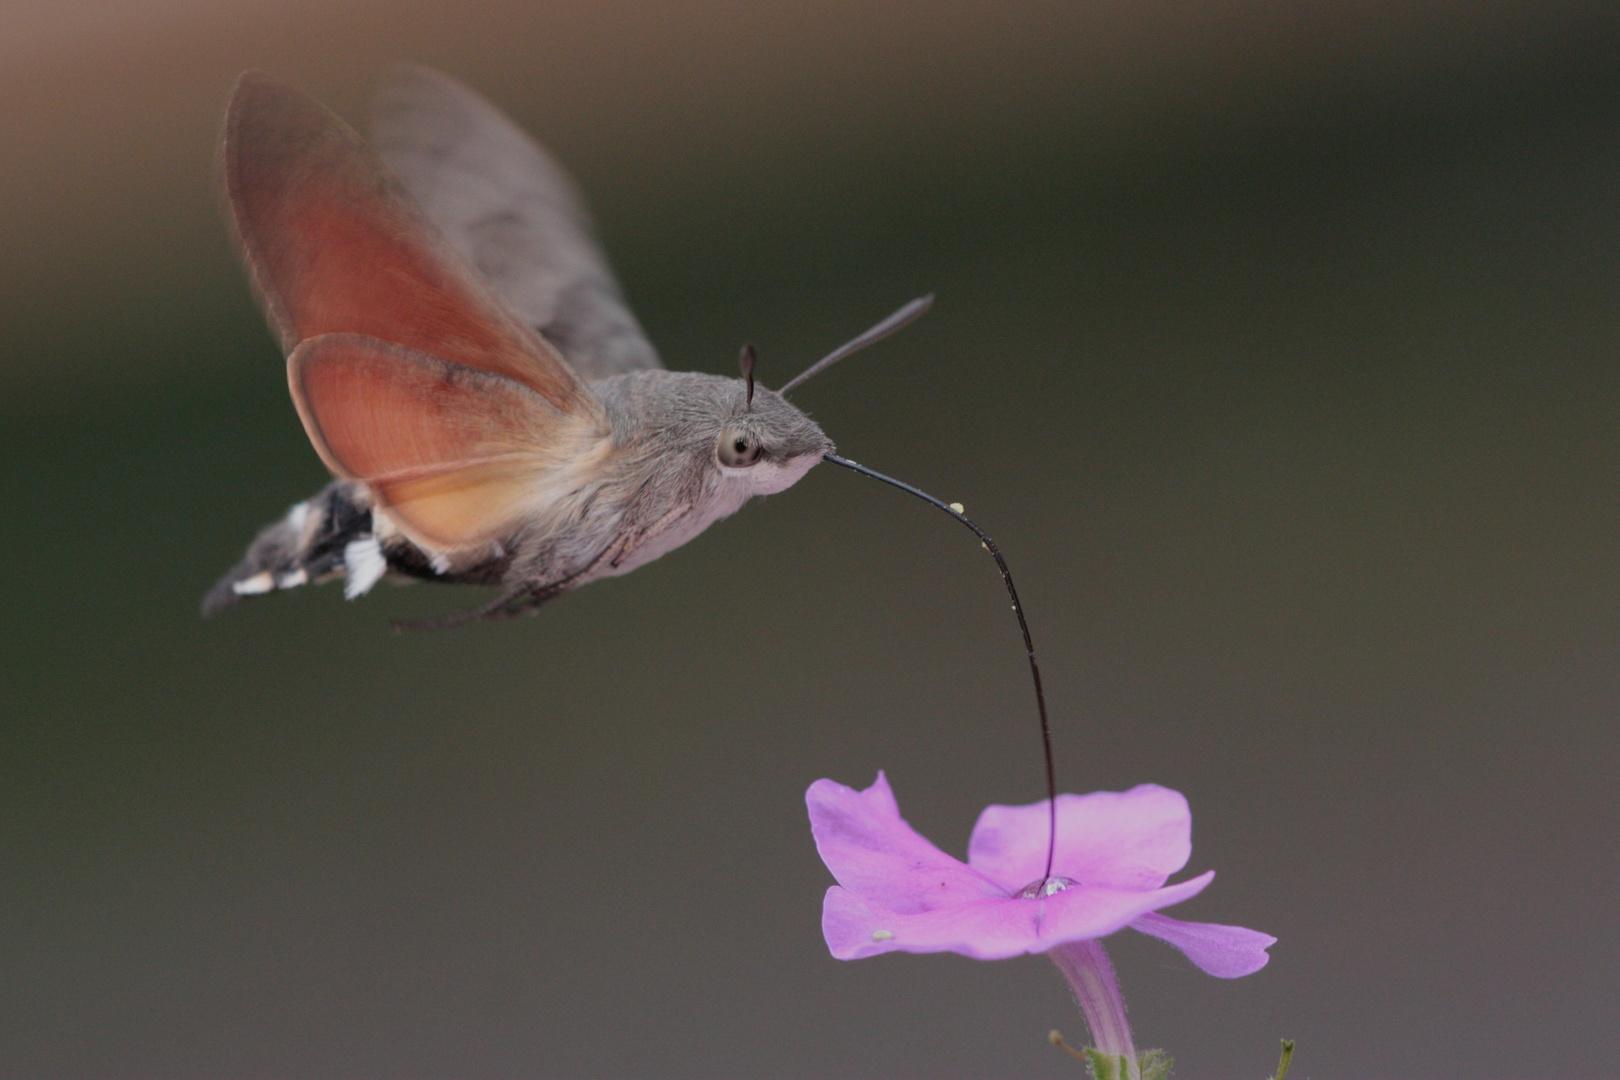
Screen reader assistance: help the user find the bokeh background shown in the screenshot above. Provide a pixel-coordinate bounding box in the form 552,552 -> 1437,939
4,3 -> 1618,1077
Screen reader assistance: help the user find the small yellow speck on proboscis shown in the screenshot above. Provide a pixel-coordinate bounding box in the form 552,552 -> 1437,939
949,502 -> 965,514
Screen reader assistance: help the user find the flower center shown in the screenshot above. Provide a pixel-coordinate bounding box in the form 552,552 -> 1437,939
1016,875 -> 1077,898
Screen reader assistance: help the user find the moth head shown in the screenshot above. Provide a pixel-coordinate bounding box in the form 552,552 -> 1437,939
710,297 -> 933,492
713,350 -> 834,493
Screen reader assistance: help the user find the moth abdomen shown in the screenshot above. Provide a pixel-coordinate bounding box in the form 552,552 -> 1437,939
201,481 -> 377,615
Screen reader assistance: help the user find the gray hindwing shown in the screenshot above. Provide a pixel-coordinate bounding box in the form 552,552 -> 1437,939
370,65 -> 662,381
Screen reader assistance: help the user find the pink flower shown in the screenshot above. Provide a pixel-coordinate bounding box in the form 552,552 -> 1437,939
806,772 -> 1274,978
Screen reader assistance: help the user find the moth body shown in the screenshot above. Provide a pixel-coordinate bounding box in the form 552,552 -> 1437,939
205,351 -> 832,620
203,67 -> 837,624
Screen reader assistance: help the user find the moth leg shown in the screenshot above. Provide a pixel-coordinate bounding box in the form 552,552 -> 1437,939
490,533 -> 628,619
390,538 -> 620,632
495,589 -> 562,620
608,504 -> 690,569
390,583 -> 553,632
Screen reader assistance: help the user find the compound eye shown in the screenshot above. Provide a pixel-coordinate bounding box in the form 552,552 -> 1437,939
717,427 -> 764,468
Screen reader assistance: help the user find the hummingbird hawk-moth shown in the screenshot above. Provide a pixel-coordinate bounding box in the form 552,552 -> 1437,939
203,67 -> 927,627
199,67 -> 1065,844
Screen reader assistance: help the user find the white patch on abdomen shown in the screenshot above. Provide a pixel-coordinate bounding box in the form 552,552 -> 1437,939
343,537 -> 388,598
232,571 -> 274,596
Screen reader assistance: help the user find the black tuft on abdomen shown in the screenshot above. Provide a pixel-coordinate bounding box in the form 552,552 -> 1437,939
201,481 -> 375,615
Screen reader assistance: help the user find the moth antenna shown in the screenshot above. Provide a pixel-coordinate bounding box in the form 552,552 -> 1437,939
739,342 -> 757,408
777,295 -> 934,396
823,452 -> 1059,883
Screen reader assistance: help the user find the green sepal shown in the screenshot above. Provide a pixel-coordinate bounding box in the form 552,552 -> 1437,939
1137,1048 -> 1173,1080
1080,1048 -> 1128,1080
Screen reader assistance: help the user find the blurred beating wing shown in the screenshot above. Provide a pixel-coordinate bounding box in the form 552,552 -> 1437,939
371,65 -> 662,381
224,72 -> 606,550
289,334 -> 598,550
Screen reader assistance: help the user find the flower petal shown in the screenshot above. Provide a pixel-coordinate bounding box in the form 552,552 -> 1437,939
1128,911 -> 1276,978
808,773 -> 1005,914
822,886 -> 1043,960
820,871 -> 1220,962
968,784 -> 1192,892
1023,870 -> 1217,953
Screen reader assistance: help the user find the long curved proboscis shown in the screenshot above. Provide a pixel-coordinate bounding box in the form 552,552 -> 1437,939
822,452 -> 1059,884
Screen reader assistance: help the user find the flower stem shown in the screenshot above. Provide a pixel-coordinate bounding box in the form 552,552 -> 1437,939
1049,939 -> 1139,1080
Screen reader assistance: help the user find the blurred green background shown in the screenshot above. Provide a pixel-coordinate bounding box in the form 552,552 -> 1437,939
3,3 -> 1618,1077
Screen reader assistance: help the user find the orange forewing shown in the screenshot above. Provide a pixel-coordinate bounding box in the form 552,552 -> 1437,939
224,72 -> 594,418
289,333 -> 585,551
